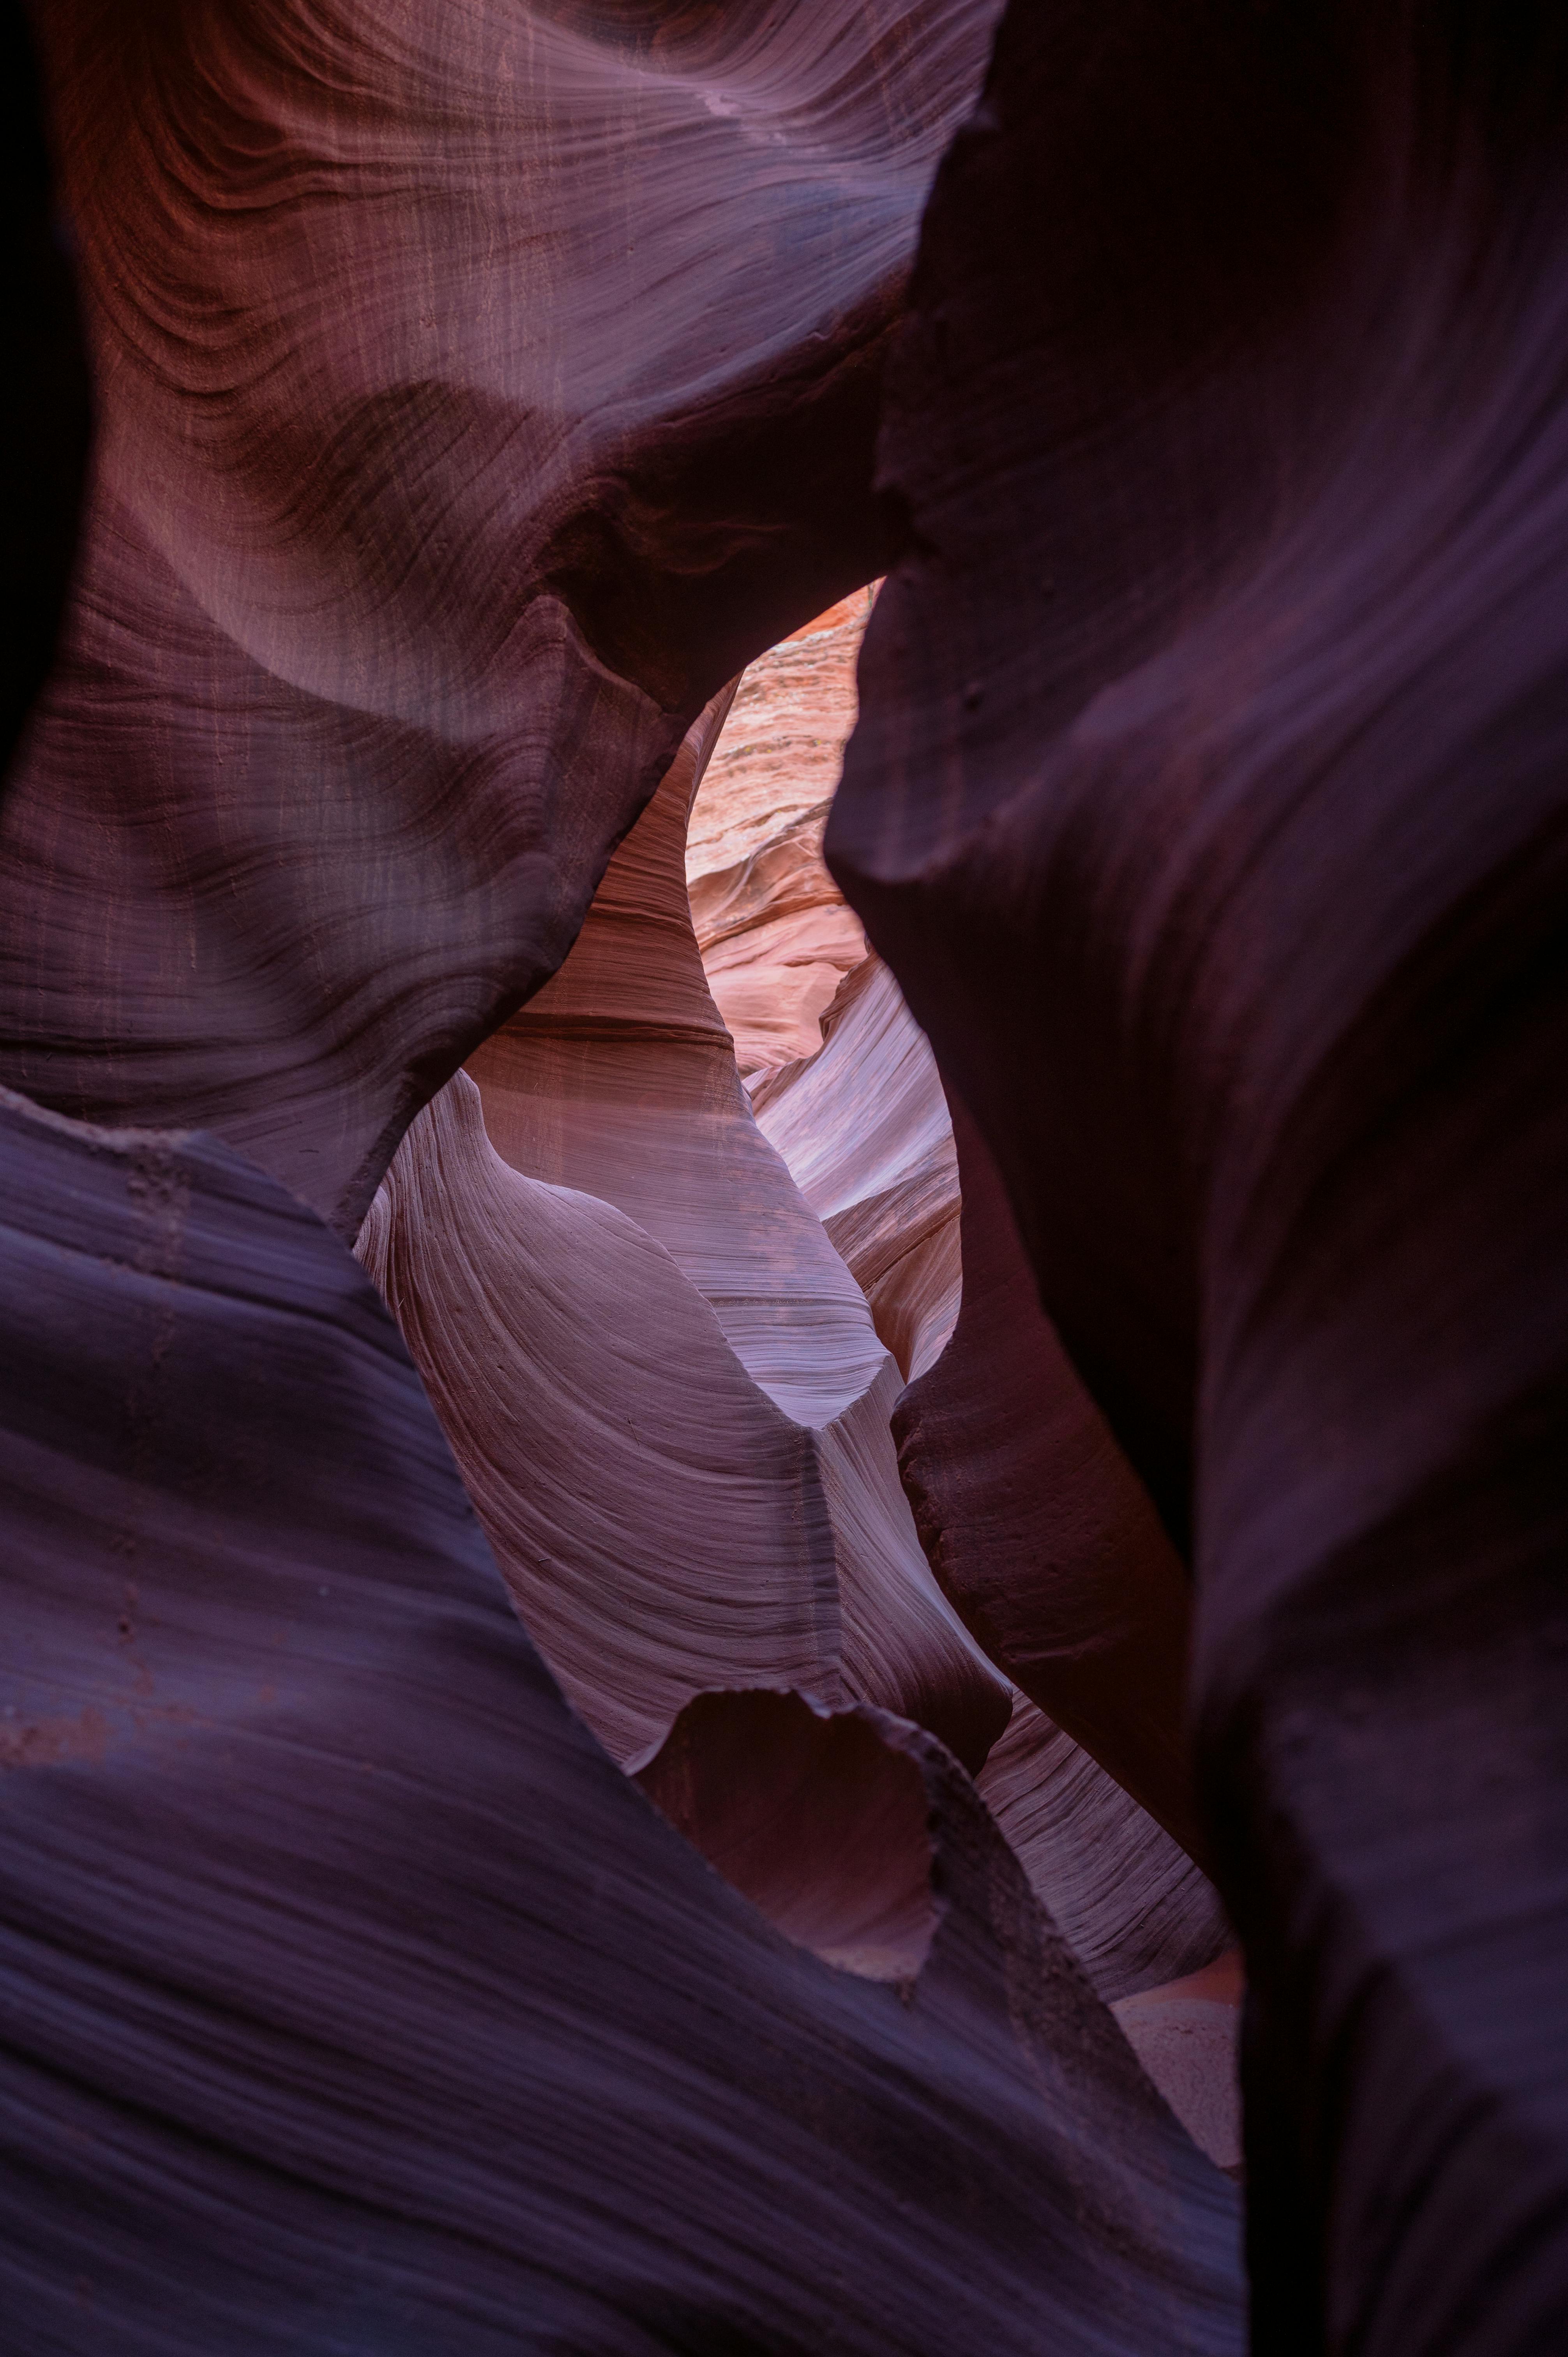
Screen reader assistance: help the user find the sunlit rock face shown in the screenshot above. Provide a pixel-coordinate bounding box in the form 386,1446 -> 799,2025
691,593 -> 966,1383
687,593 -> 873,1076
360,691 -> 1011,1781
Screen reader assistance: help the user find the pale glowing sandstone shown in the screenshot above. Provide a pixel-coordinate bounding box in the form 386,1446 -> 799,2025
360,696 -> 1009,1776
688,596 -> 872,1075
690,624 -> 1241,2149
754,954 -> 962,1383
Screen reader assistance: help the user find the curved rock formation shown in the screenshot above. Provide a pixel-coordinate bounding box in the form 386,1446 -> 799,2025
638,1689 -> 942,1982
895,1088 -> 1205,1861
832,5 -> 1568,2346
11,0 -> 1560,2340
688,594 -> 872,1074
978,1694 -> 1229,2009
364,694 -> 1009,1773
0,1080 -> 1245,2354
358,1067 -> 845,1771
1,0 -> 998,1232
754,953 -> 961,1383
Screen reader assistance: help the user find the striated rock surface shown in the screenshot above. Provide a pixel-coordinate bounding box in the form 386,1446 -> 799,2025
12,0 -> 1560,2340
360,597 -> 1242,2180
833,5 -> 1568,2348
687,593 -> 876,881
0,5 -> 998,1232
978,1694 -> 1229,2009
0,16 -> 1250,2337
755,952 -> 961,1383
0,1082 -> 1246,2355
692,585 -> 961,1383
363,695 -> 1009,1774
688,594 -> 873,1075
357,1066 -> 846,1772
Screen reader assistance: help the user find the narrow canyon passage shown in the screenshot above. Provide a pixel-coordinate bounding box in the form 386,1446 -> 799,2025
358,591 -> 1244,2172
4,4 -> 1563,2348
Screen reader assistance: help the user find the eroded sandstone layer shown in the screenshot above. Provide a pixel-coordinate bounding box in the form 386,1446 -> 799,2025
687,593 -> 873,1074
832,5 -> 1568,2348
2,0 -> 1561,2348
0,1082 -> 1243,2353
361,689 -> 1011,1777
0,2 -> 994,1233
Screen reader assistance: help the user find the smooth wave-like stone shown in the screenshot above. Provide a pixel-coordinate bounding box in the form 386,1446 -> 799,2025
378,698 -> 1008,1771
0,2 -> 998,1230
894,1088 -> 1204,1859
978,1694 -> 1230,2007
471,695 -> 889,1430
358,1069 -> 846,1771
755,953 -> 962,1382
832,7 -> 1568,2346
0,1080 -> 1243,2353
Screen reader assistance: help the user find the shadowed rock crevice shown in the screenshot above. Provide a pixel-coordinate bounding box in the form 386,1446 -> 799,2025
639,1689 -> 940,1982
7,0 -> 1560,2345
832,3 -> 1568,2345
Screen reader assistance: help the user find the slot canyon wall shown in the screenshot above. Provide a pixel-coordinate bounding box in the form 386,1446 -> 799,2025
2,2 -> 1565,2353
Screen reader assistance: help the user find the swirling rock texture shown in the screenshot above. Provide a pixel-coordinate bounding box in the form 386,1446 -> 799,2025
360,622 -> 1238,2150
0,0 -> 997,1233
685,612 -> 1239,2152
0,4 -> 1251,2340
976,1695 -> 1229,2011
7,0 -> 1558,2344
832,3 -> 1568,2350
358,688 -> 1010,1775
0,1085 -> 1247,2353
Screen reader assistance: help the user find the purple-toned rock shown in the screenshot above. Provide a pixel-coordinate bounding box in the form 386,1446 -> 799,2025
833,5 -> 1568,2346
